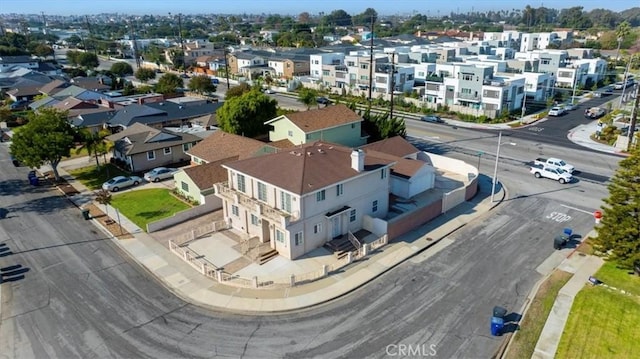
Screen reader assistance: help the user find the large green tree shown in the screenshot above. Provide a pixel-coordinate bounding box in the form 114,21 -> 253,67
110,62 -> 134,77
225,82 -> 252,99
594,146 -> 640,268
216,90 -> 277,138
614,21 -> 632,61
297,87 -> 318,109
188,74 -> 217,94
9,108 -> 76,181
155,73 -> 184,95
76,128 -> 112,169
134,67 -> 156,83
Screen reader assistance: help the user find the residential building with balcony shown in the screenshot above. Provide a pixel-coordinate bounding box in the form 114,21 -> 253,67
310,52 -> 345,80
215,142 -> 395,259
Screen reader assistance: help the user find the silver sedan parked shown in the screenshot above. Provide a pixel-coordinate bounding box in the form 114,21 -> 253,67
143,167 -> 177,182
102,176 -> 142,192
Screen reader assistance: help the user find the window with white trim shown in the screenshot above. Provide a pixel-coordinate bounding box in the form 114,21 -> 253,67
372,200 -> 378,212
380,168 -> 386,179
237,174 -> 246,193
280,191 -> 292,213
231,205 -> 239,216
257,182 -> 267,202
350,209 -> 356,222
316,189 -> 326,202
163,147 -> 171,155
181,181 -> 189,191
183,143 -> 190,152
294,232 -> 303,246
147,150 -> 155,160
250,214 -> 259,226
336,184 -> 343,196
276,230 -> 285,244
314,223 -> 322,234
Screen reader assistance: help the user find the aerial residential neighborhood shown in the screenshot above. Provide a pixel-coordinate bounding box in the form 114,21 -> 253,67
1,1 -> 640,358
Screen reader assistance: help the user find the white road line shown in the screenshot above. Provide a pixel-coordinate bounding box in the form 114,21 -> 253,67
560,204 -> 594,215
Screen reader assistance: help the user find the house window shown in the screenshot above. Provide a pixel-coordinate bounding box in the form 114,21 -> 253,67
280,191 -> 292,212
347,61 -> 355,66
251,214 -> 259,226
147,150 -> 155,160
314,223 -> 322,234
181,181 -> 189,191
231,205 -> 239,216
163,147 -> 171,155
316,190 -> 326,202
275,230 -> 285,244
360,75 -> 368,80
461,88 -> 472,94
360,64 -> 368,69
294,232 -> 303,246
258,182 -> 267,202
372,200 -> 378,212
351,123 -> 355,129
322,70 -> 330,76
182,143 -> 190,152
380,169 -> 387,179
336,184 -> 343,196
350,209 -> 356,222
237,174 -> 246,192
288,130 -> 293,137
462,73 -> 473,81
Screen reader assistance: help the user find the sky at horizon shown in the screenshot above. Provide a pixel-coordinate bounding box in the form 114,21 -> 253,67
0,0 -> 637,17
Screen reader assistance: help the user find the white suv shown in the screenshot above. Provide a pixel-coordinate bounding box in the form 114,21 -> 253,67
548,107 -> 565,117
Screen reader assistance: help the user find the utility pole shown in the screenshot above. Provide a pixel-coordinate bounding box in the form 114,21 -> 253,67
388,52 -> 396,121
223,46 -> 230,89
627,84 -> 639,152
367,15 -> 374,103
85,15 -> 97,57
129,21 -> 141,69
619,61 -> 632,108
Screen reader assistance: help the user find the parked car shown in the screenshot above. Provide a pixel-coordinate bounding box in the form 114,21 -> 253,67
144,167 -> 177,182
9,100 -> 29,111
594,86 -> 613,97
548,107 -> 566,117
316,96 -> 330,105
563,102 -> 578,111
613,82 -> 625,90
102,175 -> 142,192
420,115 -> 445,123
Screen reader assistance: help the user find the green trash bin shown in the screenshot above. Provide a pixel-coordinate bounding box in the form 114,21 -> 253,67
81,208 -> 91,220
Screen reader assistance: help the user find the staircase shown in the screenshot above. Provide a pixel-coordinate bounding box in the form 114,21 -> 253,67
258,249 -> 278,265
324,235 -> 360,259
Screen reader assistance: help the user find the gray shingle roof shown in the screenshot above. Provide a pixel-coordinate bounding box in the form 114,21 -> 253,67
107,101 -> 221,128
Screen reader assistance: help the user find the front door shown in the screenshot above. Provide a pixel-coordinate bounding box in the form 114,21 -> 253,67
331,216 -> 341,239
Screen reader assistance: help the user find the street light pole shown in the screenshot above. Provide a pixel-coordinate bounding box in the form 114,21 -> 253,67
490,132 -> 516,203
490,131 -> 502,203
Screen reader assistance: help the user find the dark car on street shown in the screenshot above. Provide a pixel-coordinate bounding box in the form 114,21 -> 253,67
316,96 -> 330,105
420,115 -> 445,123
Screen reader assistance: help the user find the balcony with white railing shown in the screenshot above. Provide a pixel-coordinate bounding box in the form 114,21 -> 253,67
215,182 -> 297,225
457,92 -> 481,102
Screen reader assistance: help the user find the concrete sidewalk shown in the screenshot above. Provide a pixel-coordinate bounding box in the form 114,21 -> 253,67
532,254 -> 604,359
44,159 -> 502,313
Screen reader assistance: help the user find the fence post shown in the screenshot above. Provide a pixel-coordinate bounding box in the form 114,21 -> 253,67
253,276 -> 259,288
347,251 -> 352,264
362,243 -> 368,256
322,265 -> 328,277
290,274 -> 296,287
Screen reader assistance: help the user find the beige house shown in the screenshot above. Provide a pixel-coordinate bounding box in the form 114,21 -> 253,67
215,141 -> 396,260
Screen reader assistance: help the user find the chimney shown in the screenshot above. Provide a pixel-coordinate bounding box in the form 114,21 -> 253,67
351,149 -> 365,172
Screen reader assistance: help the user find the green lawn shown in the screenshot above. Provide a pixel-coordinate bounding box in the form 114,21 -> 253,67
68,164 -> 129,190
110,188 -> 191,231
556,287 -> 640,359
505,270 -> 573,359
594,261 -> 640,296
555,261 -> 640,359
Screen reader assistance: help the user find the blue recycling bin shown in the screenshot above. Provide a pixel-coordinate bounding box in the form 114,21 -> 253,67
491,316 -> 504,336
29,176 -> 39,186
563,228 -> 573,236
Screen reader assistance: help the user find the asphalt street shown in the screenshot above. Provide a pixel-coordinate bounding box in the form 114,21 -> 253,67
1,135 -> 600,359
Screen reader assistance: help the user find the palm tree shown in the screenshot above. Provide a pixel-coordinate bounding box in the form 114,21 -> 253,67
76,128 -> 111,168
615,21 -> 631,62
